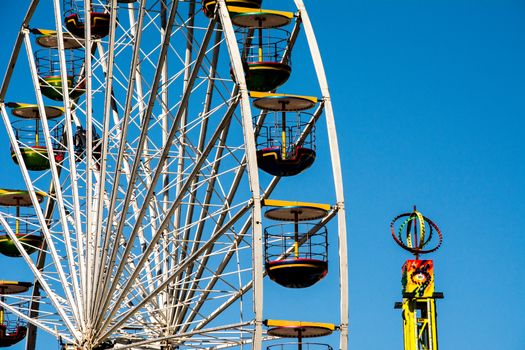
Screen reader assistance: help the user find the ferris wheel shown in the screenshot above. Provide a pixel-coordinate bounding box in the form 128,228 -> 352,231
0,1 -> 348,350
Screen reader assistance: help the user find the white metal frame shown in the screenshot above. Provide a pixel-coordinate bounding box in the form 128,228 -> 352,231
293,2 -> 349,350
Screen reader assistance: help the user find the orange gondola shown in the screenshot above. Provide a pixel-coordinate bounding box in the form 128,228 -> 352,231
0,189 -> 45,258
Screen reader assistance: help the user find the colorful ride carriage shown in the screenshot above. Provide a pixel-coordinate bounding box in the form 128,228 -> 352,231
0,189 -> 45,258
263,200 -> 329,289
252,92 -> 318,176
232,8 -> 294,92
0,282 -> 32,347
7,103 -> 65,171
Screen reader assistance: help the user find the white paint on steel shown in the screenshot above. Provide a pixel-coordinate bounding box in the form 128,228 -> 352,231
216,2 -> 264,349
50,0 -> 87,330
293,2 -> 350,349
23,30 -> 85,332
0,104 -> 80,339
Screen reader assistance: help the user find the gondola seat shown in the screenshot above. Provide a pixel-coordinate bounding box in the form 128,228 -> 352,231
65,12 -> 110,39
11,146 -> 64,171
245,62 -> 291,92
40,76 -> 85,101
257,146 -> 315,176
266,258 -> 328,288
0,325 -> 27,347
0,234 -> 43,257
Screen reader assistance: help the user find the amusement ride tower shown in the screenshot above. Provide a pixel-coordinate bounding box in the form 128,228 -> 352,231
391,208 -> 444,350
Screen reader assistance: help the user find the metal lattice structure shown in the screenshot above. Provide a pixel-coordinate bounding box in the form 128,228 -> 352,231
0,1 -> 348,350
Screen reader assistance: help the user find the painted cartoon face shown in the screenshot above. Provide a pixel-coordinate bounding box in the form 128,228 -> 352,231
402,259 -> 435,297
412,271 -> 430,284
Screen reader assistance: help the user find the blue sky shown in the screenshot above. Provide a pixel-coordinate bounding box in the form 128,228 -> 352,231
324,1 -> 525,349
1,1 -> 525,350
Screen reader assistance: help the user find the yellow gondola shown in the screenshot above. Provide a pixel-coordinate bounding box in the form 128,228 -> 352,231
8,103 -> 65,171
0,189 -> 45,258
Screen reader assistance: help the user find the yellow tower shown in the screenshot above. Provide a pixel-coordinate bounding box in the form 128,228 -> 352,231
391,208 -> 444,350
